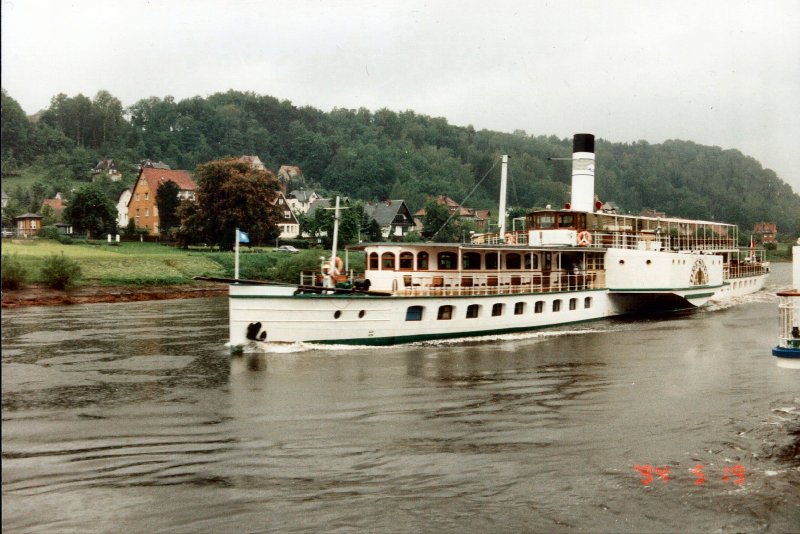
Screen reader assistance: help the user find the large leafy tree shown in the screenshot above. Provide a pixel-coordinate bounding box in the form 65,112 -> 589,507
186,158 -> 281,250
421,199 -> 454,241
156,179 -> 181,235
64,184 -> 117,238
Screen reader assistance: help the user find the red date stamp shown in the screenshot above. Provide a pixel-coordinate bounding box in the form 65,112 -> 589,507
634,464 -> 745,485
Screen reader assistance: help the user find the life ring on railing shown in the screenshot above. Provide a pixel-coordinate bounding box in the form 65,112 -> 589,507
505,233 -> 516,245
577,231 -> 592,247
323,256 -> 344,276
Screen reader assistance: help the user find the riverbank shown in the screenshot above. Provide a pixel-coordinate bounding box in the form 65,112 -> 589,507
1,282 -> 229,308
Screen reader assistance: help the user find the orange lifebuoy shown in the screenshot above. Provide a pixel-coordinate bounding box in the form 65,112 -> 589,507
323,256 -> 344,276
577,231 -> 592,247
505,233 -> 516,245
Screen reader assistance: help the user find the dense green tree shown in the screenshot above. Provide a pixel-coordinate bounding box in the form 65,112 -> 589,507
64,184 -> 117,238
421,199 -> 457,242
156,179 -> 181,236
185,158 -> 281,250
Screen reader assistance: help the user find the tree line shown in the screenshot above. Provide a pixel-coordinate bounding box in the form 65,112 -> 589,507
2,87 -> 799,240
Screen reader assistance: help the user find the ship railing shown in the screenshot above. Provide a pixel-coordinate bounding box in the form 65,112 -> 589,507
473,231 -> 528,246
724,260 -> 770,279
776,291 -> 800,349
595,232 -> 739,252
394,270 -> 605,296
475,230 -> 739,252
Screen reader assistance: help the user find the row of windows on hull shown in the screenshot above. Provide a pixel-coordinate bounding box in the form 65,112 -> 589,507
405,297 -> 593,321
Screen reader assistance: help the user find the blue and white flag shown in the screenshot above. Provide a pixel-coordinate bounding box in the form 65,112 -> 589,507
238,230 -> 250,244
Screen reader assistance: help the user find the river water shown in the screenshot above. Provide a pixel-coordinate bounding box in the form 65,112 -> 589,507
2,264 -> 798,533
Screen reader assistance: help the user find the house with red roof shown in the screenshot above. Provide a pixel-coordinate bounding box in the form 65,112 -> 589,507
413,196 -> 491,232
41,193 -> 67,221
128,168 -> 196,236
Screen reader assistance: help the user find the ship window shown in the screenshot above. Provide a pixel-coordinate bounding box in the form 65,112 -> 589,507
417,251 -> 429,270
553,300 -> 562,312
399,251 -> 414,270
334,310 -> 342,319
382,252 -> 395,270
463,252 -> 481,270
466,304 -> 480,318
492,303 -> 504,316
559,214 -> 575,228
406,306 -> 423,321
359,310 -> 366,318
537,214 -> 555,229
486,253 -> 499,269
534,301 -> 544,313
584,297 -> 592,308
514,302 -> 525,315
369,252 -> 379,269
506,253 -> 521,269
437,305 -> 453,320
569,298 -> 578,310
438,252 -> 457,270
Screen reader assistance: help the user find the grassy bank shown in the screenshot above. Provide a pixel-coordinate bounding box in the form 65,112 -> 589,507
2,239 -> 364,288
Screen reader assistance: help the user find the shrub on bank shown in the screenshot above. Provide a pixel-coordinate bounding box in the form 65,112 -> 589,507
1,253 -> 27,289
40,253 -> 82,290
37,226 -> 60,240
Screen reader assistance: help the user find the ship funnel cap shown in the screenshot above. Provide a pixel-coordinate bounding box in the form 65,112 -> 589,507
573,133 -> 595,153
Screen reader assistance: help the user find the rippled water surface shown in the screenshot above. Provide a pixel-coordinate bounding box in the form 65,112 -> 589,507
3,264 -> 799,533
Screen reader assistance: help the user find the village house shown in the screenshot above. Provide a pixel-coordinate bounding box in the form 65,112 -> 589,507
239,155 -> 266,170
14,213 -> 43,238
753,222 -> 777,244
135,160 -> 171,171
41,193 -> 67,221
274,192 -> 300,239
92,159 -> 122,182
413,195 -> 491,232
277,165 -> 303,194
128,168 -> 196,236
286,190 -> 320,215
364,200 -> 416,239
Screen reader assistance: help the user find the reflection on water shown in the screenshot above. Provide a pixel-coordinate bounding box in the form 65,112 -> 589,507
2,265 -> 799,533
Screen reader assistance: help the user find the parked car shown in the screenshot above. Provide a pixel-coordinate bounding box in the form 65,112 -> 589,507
1,230 -> 14,238
274,245 -> 300,254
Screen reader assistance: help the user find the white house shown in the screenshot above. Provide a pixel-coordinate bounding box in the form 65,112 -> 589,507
286,190 -> 320,215
274,192 -> 300,239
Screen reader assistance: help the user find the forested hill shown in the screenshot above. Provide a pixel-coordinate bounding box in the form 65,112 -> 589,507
2,88 -> 799,237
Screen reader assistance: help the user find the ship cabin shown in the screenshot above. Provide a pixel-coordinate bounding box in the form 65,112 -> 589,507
345,242 -> 607,297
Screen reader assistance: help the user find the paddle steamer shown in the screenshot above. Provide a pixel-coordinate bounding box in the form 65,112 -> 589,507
229,134 -> 769,347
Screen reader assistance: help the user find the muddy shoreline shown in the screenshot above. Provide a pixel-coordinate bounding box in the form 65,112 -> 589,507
2,282 -> 229,308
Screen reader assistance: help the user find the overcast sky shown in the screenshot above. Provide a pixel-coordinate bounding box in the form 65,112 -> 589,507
3,0 -> 799,193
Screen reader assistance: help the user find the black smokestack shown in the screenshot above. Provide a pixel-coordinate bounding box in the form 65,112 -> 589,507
573,133 -> 595,154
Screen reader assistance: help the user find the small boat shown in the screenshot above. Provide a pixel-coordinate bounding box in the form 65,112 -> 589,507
228,133 -> 769,348
772,239 -> 800,367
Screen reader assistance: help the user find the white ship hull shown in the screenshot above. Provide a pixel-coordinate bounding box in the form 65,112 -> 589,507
230,285 -> 610,347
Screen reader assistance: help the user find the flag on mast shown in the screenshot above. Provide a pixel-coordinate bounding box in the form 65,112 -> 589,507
234,228 -> 249,280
